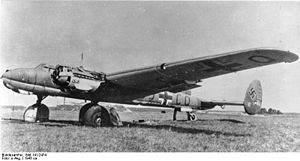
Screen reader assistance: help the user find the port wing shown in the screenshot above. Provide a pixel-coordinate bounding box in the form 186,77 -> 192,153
106,48 -> 298,95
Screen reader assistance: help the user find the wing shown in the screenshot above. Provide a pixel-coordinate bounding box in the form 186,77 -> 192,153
106,48 -> 298,94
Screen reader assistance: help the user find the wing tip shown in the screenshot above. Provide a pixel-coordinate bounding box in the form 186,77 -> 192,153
249,47 -> 299,63
283,51 -> 299,63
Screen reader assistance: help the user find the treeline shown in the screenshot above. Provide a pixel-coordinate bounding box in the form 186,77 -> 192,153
257,108 -> 283,115
1,105 -> 25,110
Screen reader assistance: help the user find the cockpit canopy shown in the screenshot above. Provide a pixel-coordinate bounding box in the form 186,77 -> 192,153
49,64 -> 106,92
35,63 -> 105,81
53,65 -> 105,81
35,63 -> 56,72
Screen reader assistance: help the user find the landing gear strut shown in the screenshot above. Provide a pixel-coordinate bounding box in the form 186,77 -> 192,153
23,95 -> 49,122
173,108 -> 179,121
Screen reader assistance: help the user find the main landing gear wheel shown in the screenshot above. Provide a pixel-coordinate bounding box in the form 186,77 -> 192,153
187,112 -> 196,121
79,103 -> 93,125
23,103 -> 49,122
83,104 -> 111,127
23,95 -> 49,122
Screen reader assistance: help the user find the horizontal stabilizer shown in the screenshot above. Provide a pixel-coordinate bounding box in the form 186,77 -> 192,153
199,80 -> 262,115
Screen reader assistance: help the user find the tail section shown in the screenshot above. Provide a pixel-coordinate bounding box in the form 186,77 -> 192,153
244,80 -> 262,115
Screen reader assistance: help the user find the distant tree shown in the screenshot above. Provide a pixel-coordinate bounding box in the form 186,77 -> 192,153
267,108 -> 272,114
258,108 -> 267,114
267,108 -> 283,114
268,108 -> 275,114
257,107 -> 283,115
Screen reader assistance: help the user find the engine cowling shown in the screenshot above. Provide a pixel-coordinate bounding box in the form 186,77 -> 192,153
52,65 -> 104,92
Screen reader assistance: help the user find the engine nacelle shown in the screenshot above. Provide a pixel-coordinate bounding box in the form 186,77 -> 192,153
52,65 -> 105,92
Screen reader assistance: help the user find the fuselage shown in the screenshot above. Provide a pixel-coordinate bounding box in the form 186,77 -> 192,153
1,64 -> 217,110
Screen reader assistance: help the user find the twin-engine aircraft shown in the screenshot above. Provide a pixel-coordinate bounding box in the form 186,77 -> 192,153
1,48 -> 298,127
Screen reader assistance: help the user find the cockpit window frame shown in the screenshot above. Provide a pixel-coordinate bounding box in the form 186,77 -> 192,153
35,64 -> 56,72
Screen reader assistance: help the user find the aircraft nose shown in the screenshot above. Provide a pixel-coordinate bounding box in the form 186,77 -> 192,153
1,70 -> 13,89
1,68 -> 22,81
1,69 -> 12,79
1,68 -> 37,91
2,68 -> 37,84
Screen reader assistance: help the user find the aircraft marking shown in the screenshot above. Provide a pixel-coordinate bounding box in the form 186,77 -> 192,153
185,96 -> 190,106
248,87 -> 257,100
158,92 -> 173,106
72,79 -> 79,84
202,60 -> 242,72
248,56 -> 275,63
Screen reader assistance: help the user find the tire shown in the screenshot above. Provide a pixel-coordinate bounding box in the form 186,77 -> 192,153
79,103 -> 93,124
23,103 -> 49,122
187,112 -> 196,121
37,104 -> 49,122
84,105 -> 111,127
190,113 -> 196,121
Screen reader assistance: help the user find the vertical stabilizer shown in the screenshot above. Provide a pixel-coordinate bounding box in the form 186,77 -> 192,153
244,80 -> 262,115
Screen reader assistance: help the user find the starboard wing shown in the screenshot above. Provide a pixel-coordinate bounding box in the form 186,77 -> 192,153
106,48 -> 298,93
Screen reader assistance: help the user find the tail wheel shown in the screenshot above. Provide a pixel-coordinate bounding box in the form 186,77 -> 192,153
187,112 -> 196,121
84,105 -> 110,127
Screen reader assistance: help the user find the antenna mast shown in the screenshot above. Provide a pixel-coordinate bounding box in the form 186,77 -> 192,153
80,52 -> 84,68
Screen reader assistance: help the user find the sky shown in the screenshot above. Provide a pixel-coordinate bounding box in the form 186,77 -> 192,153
0,1 -> 299,112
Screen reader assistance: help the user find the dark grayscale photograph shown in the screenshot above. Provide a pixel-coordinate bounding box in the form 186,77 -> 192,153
0,1 -> 300,153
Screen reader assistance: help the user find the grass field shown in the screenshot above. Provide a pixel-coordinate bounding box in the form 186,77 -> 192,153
1,107 -> 300,152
